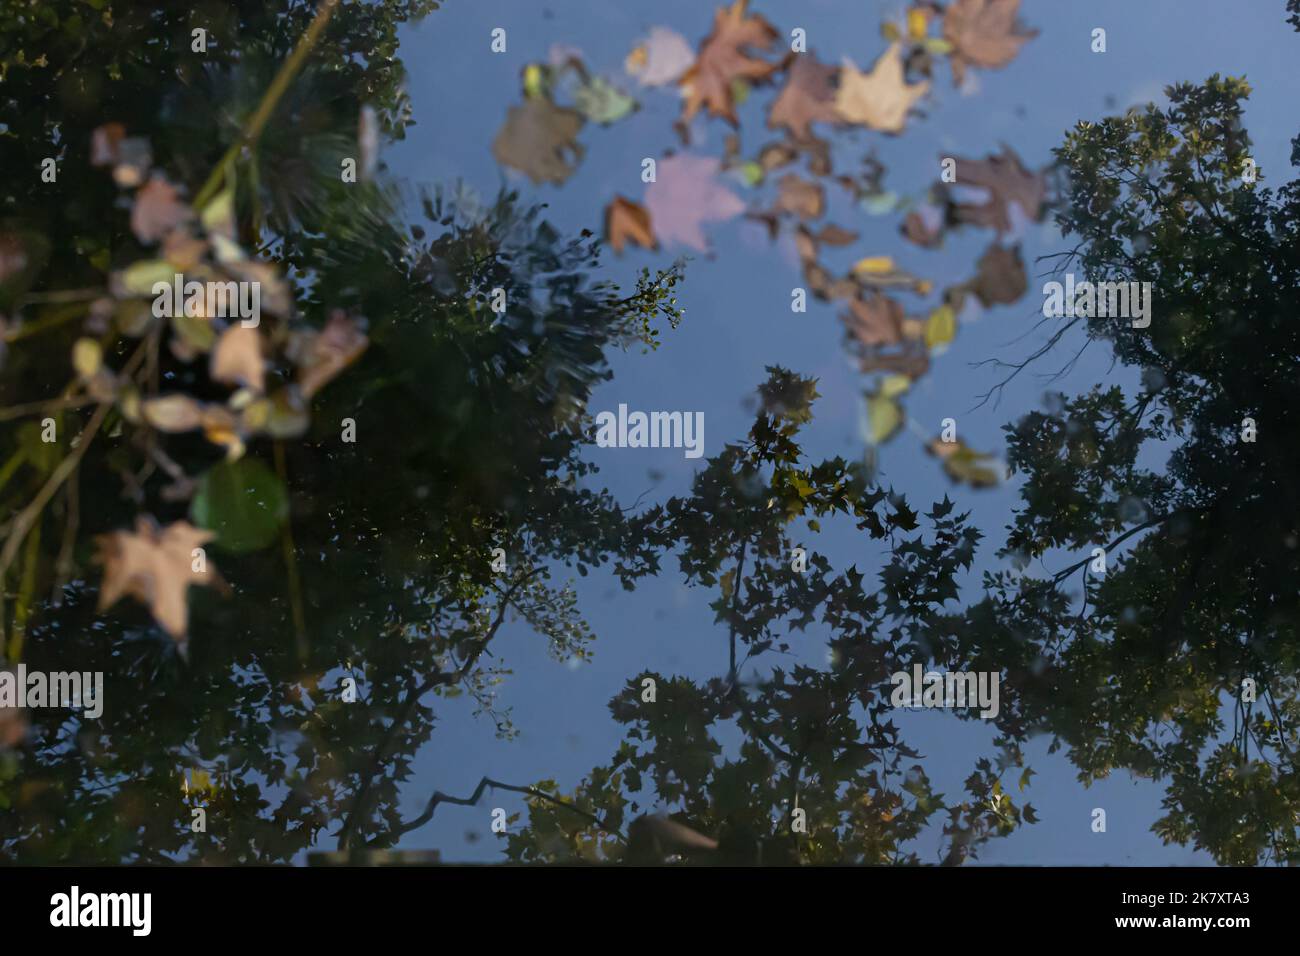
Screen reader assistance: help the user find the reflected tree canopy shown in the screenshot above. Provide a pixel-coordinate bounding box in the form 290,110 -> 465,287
2,0 -> 1298,865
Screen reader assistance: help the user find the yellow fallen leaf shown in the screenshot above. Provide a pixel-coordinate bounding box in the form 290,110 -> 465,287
864,393 -> 903,444
853,255 -> 896,275
925,304 -> 957,349
880,374 -> 911,399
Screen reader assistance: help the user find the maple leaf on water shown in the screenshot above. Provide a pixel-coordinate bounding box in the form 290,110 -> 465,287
943,0 -> 1039,86
644,153 -> 745,252
834,43 -> 929,134
605,196 -> 657,253
679,0 -> 779,125
767,52 -> 841,141
95,516 -> 226,641
491,97 -> 586,185
947,146 -> 1046,233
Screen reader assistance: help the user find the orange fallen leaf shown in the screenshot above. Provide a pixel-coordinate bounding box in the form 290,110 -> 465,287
95,516 -> 226,641
605,196 -> 657,254
680,0 -> 779,125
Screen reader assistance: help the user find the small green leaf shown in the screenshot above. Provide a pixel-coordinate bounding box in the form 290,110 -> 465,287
191,456 -> 288,552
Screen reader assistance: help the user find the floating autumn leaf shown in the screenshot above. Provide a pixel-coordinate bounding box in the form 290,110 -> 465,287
947,146 -> 1046,233
293,310 -> 369,398
927,437 -> 1003,486
857,342 -> 930,377
901,202 -> 944,248
626,26 -> 695,87
752,173 -> 825,236
605,196 -> 657,254
924,303 -> 957,349
131,176 -> 193,244
94,516 -> 225,641
767,52 -> 841,141
773,173 -> 824,219
573,76 -> 638,124
834,43 -> 929,134
863,391 -> 903,444
492,96 -> 586,185
680,0 -> 779,125
643,153 -> 745,252
210,323 -> 265,393
757,141 -> 798,172
841,293 -> 904,347
811,223 -> 858,247
142,394 -> 205,433
190,456 -> 289,553
851,255 -> 932,294
969,242 -> 1027,306
943,0 -> 1038,86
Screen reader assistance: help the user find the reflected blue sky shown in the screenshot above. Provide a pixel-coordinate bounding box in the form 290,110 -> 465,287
374,0 -> 1297,863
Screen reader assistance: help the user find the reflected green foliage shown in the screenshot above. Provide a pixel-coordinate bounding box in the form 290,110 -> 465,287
951,66 -> 1300,864
505,369 -> 1030,864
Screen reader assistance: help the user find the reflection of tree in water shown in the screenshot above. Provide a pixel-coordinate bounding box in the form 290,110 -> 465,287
3,0 -> 1299,865
948,69 -> 1300,865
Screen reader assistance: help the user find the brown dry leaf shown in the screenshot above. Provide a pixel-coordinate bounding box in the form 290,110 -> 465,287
927,437 -> 1003,487
802,261 -> 858,303
94,516 -> 225,640
813,224 -> 858,246
605,196 -> 657,253
834,43 -> 929,134
142,394 -> 205,433
491,97 -> 586,185
210,323 -> 265,393
767,53 -> 841,141
131,177 -> 192,244
969,242 -> 1027,306
757,141 -> 799,172
948,146 -> 1046,233
296,310 -> 369,398
857,343 -> 930,377
901,204 -> 944,248
943,0 -> 1038,86
680,0 -> 779,125
841,293 -> 905,347
774,173 -> 824,219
